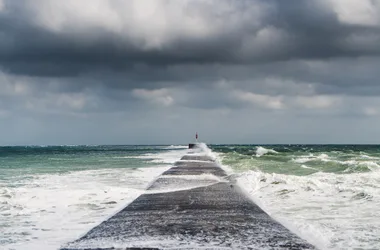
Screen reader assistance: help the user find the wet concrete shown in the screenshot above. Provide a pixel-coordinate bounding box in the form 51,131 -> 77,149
62,154 -> 315,250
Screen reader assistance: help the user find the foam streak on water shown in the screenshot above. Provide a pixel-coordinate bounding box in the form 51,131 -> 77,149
211,144 -> 380,250
0,145 -> 187,250
2,144 -> 380,250
237,170 -> 380,249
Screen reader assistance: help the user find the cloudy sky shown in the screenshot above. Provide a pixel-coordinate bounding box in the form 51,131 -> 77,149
1,0 -> 380,145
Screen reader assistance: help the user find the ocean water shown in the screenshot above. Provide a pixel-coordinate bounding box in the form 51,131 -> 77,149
211,144 -> 380,250
0,145 -> 187,250
1,144 -> 379,249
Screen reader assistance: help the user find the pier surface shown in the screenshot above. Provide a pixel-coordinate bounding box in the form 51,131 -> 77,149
62,152 -> 315,249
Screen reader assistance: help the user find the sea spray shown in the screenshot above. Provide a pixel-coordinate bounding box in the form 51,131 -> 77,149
192,142 -> 218,161
255,146 -> 278,157
209,144 -> 380,250
2,144 -> 380,249
0,145 -> 186,250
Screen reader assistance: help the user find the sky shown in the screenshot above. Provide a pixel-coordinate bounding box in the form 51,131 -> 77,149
1,0 -> 380,145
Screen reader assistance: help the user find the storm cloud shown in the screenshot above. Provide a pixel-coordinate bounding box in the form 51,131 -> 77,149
1,0 -> 380,145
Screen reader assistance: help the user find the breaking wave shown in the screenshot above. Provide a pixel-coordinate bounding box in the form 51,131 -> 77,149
255,146 -> 278,157
210,144 -> 380,249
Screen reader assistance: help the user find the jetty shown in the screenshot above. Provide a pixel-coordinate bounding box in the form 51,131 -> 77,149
62,148 -> 315,249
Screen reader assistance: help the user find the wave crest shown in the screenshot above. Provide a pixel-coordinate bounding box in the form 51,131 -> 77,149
255,146 -> 278,157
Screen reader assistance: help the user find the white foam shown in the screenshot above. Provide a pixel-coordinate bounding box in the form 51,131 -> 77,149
359,153 -> 380,160
190,143 -> 218,160
358,161 -> 380,170
292,153 -> 380,171
148,149 -> 190,164
236,170 -> 380,250
0,145 -> 191,249
255,146 -> 278,157
0,165 -> 171,250
199,144 -> 380,249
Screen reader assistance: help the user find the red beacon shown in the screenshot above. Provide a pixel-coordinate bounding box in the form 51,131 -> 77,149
189,132 -> 199,149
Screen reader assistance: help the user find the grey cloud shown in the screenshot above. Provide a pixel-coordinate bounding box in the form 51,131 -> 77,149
1,0 -> 380,78
2,0 -> 380,144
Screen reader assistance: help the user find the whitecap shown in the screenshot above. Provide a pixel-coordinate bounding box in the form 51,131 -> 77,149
255,146 -> 278,157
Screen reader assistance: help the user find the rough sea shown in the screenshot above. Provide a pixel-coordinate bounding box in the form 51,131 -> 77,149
1,144 -> 379,249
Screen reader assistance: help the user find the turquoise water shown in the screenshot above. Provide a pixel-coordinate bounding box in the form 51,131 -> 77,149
211,144 -> 380,175
0,145 -> 170,176
0,145 -> 187,249
1,144 -> 380,249
210,144 -> 380,250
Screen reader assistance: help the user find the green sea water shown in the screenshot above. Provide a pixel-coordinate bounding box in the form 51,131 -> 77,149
1,144 -> 379,250
0,145 -> 169,178
0,145 -> 186,249
211,144 -> 380,175
209,144 -> 380,249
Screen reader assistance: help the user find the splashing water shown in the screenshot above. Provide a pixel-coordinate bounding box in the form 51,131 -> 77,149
0,145 -> 187,250
210,144 -> 380,250
255,146 -> 278,157
2,144 -> 380,250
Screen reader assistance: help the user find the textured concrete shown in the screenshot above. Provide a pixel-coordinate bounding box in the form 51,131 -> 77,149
62,154 -> 315,250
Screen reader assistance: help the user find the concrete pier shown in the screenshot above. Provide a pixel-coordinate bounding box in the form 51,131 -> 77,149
62,152 -> 315,249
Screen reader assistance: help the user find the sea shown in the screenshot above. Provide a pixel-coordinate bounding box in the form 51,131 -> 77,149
0,144 -> 379,250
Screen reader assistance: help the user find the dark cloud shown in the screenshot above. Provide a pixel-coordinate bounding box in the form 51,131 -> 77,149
1,0 -> 380,144
0,0 -> 380,78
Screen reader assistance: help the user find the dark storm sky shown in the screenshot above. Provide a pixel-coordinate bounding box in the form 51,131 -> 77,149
1,0 -> 380,145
